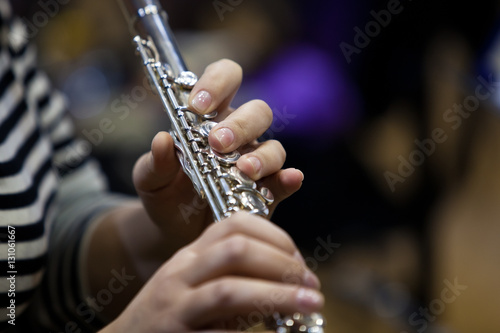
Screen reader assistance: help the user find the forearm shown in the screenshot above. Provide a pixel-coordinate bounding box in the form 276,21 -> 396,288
81,200 -> 175,321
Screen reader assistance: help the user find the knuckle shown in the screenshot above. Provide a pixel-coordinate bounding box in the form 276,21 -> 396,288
205,60 -> 219,73
221,235 -> 249,263
210,279 -> 236,307
218,58 -> 243,76
252,99 -> 273,123
225,117 -> 247,140
206,58 -> 243,79
267,139 -> 286,161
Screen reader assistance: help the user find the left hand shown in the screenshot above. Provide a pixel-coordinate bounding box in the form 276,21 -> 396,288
132,59 -> 304,249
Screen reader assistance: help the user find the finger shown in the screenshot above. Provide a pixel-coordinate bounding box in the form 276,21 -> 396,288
209,99 -> 273,153
132,131 -> 205,232
263,168 -> 304,203
261,168 -> 304,215
182,235 -> 319,289
189,59 -> 242,115
180,277 -> 324,329
236,140 -> 286,180
132,131 -> 180,193
192,212 -> 298,258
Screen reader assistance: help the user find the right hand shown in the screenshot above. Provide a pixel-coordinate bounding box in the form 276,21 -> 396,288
102,212 -> 323,332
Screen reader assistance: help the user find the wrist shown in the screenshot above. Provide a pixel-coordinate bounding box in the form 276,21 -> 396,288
83,201 -> 167,320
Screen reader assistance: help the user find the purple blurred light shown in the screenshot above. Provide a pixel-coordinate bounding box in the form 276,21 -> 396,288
239,44 -> 361,142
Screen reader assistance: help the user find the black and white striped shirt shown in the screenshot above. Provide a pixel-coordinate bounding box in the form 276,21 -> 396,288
0,1 -> 126,331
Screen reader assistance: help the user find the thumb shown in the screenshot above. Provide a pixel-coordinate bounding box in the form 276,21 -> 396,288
133,131 -> 180,194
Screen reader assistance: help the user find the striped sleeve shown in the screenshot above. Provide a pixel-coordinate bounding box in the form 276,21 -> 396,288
30,161 -> 132,332
0,5 -> 57,330
0,4 -> 132,332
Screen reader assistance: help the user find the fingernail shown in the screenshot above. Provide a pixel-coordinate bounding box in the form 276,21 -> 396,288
151,133 -> 161,157
303,270 -> 321,289
191,90 -> 212,113
296,288 -> 324,311
245,156 -> 262,175
213,127 -> 234,149
297,169 -> 305,182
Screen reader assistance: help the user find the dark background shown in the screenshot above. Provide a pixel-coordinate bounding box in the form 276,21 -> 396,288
13,0 -> 500,331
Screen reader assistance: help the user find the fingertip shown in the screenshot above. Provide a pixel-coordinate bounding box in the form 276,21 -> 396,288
279,168 -> 304,192
151,131 -> 173,165
209,126 -> 235,152
133,131 -> 179,193
296,288 -> 325,313
259,169 -> 304,210
236,155 -> 262,180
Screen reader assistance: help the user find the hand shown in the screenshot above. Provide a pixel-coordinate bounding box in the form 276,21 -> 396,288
132,59 -> 304,250
102,213 -> 323,333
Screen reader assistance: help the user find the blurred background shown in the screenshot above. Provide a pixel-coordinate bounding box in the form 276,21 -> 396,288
12,0 -> 500,332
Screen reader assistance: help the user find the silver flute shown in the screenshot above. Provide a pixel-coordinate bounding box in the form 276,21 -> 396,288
119,0 -> 325,332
